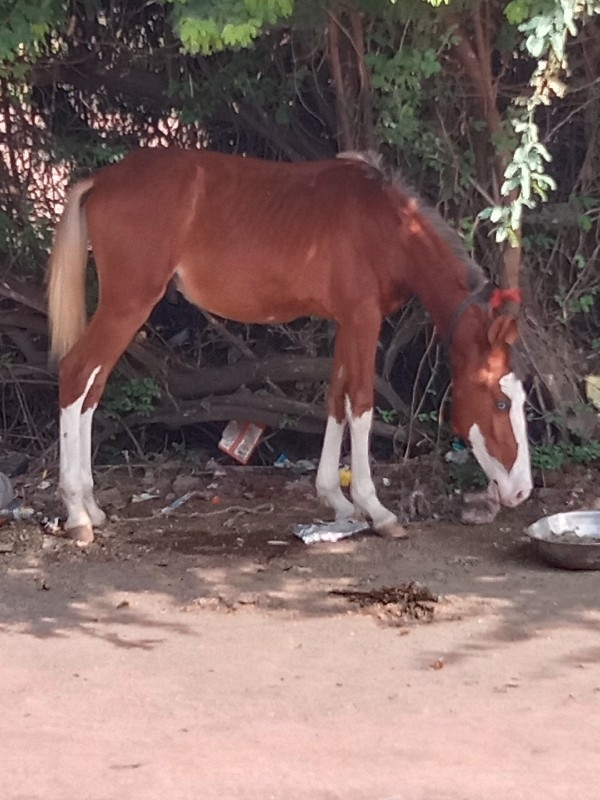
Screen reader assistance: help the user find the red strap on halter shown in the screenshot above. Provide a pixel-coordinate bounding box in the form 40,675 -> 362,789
490,288 -> 522,310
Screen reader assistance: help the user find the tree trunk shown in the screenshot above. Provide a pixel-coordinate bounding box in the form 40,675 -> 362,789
328,7 -> 374,152
444,4 -> 585,424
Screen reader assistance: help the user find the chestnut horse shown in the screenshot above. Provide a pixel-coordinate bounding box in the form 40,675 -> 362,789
48,148 -> 532,544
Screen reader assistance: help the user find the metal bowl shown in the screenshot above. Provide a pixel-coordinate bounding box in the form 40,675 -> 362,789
526,510 -> 600,570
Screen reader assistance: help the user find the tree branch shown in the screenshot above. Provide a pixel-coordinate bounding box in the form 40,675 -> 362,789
0,277 -> 47,314
95,391 -> 401,447
328,12 -> 353,151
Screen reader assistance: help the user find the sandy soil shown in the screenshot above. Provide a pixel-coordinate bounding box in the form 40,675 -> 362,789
1,459 -> 600,799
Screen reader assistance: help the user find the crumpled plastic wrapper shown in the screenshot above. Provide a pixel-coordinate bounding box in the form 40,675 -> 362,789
293,519 -> 370,544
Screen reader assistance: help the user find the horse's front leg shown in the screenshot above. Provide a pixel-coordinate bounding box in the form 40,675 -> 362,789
316,415 -> 356,520
345,399 -> 406,538
342,310 -> 407,539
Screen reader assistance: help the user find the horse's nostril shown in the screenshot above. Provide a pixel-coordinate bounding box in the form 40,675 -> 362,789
515,490 -> 525,503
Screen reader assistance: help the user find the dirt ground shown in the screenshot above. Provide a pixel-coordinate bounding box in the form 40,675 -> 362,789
1,458 -> 600,800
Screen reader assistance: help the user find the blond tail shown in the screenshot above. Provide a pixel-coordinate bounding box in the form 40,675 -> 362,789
47,177 -> 95,361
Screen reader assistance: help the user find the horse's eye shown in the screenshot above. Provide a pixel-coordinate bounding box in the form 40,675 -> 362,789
497,400 -> 509,412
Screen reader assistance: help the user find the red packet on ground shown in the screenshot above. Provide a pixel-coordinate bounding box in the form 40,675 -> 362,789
218,420 -> 267,465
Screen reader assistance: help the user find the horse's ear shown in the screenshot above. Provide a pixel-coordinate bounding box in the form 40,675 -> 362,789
488,314 -> 519,347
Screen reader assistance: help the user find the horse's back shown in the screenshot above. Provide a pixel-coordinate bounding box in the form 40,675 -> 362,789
89,147 -> 396,222
85,148 -> 405,323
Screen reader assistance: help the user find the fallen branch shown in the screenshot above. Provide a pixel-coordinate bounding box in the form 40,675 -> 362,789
94,391 -> 401,446
168,355 -> 332,398
199,309 -> 257,361
0,364 -> 55,384
0,277 -> 46,314
168,354 -> 414,422
0,309 -> 48,335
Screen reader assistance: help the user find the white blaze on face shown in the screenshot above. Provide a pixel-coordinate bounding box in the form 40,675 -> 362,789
468,372 -> 533,507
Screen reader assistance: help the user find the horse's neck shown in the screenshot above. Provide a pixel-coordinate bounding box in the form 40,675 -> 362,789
405,257 -> 471,339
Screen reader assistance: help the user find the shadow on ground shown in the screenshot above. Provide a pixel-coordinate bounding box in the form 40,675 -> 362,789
1,463 -> 599,669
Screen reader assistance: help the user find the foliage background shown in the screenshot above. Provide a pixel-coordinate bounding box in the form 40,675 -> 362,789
0,0 -> 598,465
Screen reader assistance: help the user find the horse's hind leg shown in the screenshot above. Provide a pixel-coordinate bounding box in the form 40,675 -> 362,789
316,324 -> 358,520
80,399 -> 105,527
59,364 -> 103,543
59,302 -> 161,543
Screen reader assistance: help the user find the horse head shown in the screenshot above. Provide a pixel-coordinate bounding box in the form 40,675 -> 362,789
450,288 -> 532,508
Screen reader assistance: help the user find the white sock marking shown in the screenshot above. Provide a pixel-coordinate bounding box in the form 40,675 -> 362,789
345,398 -> 396,529
60,366 -> 101,530
316,416 -> 355,519
80,404 -> 106,526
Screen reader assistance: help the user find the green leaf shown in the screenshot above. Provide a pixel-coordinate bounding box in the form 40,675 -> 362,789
521,170 -> 531,200
505,1 -> 528,25
525,34 -> 545,58
501,176 -> 522,194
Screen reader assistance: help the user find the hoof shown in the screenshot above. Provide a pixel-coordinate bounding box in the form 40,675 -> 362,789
66,524 -> 95,546
84,497 -> 107,527
88,507 -> 107,527
376,520 -> 409,539
460,503 -> 499,525
331,501 -> 357,521
461,487 -> 500,525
